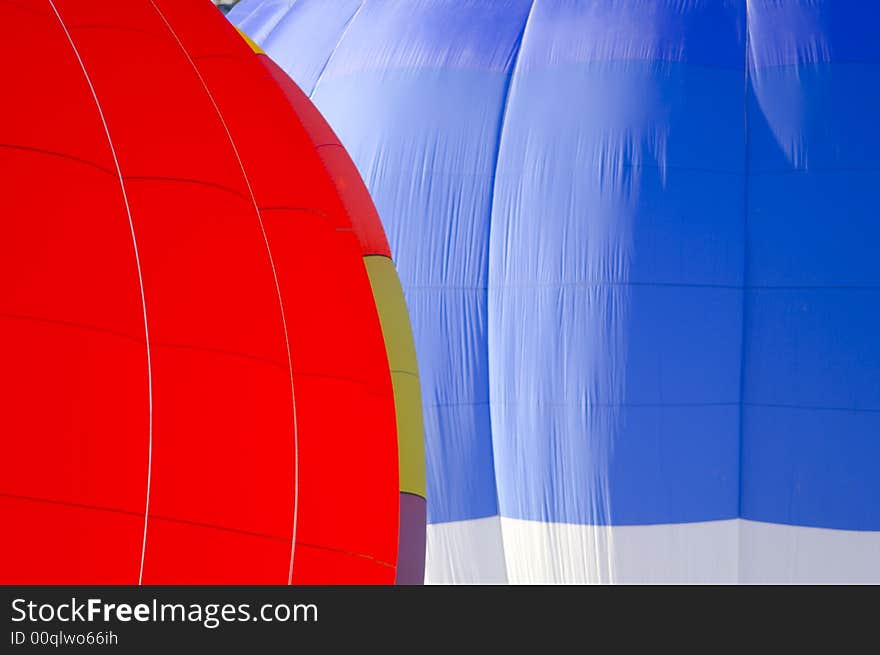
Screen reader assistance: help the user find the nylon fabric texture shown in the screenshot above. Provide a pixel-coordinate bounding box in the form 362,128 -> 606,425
231,0 -> 880,583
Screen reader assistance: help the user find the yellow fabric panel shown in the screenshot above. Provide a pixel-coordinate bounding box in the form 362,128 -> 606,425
364,256 -> 426,498
364,257 -> 419,374
235,27 -> 265,55
390,372 -> 426,497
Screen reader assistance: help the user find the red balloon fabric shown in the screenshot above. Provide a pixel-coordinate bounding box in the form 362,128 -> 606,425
0,0 -> 404,584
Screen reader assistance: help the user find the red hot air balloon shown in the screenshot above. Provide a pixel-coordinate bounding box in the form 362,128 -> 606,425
0,0 -> 425,585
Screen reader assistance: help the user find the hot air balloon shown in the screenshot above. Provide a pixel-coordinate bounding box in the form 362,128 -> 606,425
0,0 -> 424,585
231,0 -> 880,583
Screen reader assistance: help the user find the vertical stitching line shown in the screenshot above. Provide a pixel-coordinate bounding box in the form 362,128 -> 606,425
736,0 -> 752,584
149,0 -> 301,584
483,0 -> 538,584
47,0 -> 155,585
308,0 -> 366,97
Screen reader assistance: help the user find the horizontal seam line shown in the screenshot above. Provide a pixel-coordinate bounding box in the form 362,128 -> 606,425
427,400 -> 738,409
390,165 -> 742,179
295,543 -> 395,569
258,206 -> 328,218
292,371 -> 373,387
753,58 -> 880,70
330,60 -> 746,76
0,314 -> 287,369
390,369 -> 418,377
2,151 -> 873,185
425,400 -> 879,413
124,175 -> 250,202
0,493 -> 393,568
0,312 -> 142,343
309,166 -> 880,181
0,315 -> 391,384
152,342 -> 287,370
342,57 -> 879,76
404,283 -> 880,291
64,23 -> 166,42
409,283 -> 742,290
0,143 -> 115,176
744,402 -> 880,414
749,167 -> 880,175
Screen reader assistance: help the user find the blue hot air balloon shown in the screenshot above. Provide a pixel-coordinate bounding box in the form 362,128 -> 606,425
230,0 -> 880,583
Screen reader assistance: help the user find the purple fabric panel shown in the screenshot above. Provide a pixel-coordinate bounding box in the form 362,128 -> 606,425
395,493 -> 426,585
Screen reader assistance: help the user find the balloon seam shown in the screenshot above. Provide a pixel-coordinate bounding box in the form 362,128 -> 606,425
47,0 -> 155,586
148,0 -> 301,585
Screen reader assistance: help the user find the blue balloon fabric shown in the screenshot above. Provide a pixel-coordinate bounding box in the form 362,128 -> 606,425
230,0 -> 880,583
